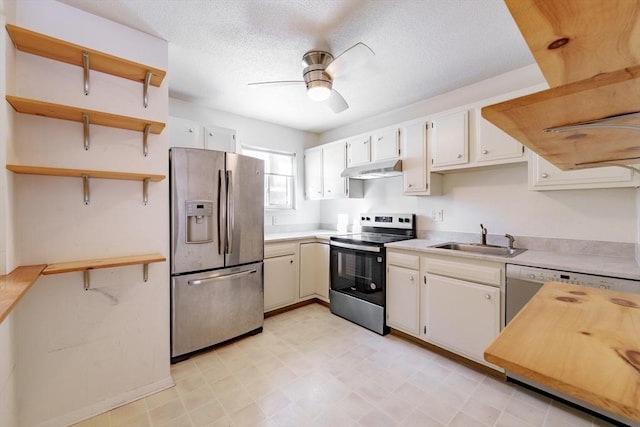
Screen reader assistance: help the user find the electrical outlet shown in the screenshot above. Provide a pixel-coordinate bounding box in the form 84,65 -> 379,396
430,209 -> 443,222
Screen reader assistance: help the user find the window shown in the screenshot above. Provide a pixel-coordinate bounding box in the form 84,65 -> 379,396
242,146 -> 296,210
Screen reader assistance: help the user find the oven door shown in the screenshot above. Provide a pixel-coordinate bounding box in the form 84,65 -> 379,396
330,241 -> 385,306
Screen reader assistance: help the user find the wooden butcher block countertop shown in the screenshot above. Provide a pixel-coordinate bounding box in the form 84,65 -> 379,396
485,282 -> 640,423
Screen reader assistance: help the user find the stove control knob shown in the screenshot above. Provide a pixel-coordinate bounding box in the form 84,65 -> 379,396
404,217 -> 410,223
366,217 -> 371,221
370,283 -> 377,290
398,218 -> 404,222
361,216 -> 365,221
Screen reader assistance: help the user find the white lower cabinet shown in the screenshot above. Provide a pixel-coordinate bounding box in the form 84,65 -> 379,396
299,242 -> 330,301
387,265 -> 420,336
387,250 -> 504,371
264,243 -> 299,312
423,273 -> 500,366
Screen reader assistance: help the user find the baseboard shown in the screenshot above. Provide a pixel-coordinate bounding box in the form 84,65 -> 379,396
33,376 -> 175,427
389,328 -> 505,381
264,297 -> 327,318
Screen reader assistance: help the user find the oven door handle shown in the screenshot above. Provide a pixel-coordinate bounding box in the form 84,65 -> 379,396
330,241 -> 381,253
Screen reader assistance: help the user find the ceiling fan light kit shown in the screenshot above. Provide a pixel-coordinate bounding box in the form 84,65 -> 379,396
249,42 -> 374,113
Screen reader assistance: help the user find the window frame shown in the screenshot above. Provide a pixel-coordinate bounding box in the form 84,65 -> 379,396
241,145 -> 297,211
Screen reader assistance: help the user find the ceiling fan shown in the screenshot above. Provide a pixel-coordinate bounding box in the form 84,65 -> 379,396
248,42 -> 375,113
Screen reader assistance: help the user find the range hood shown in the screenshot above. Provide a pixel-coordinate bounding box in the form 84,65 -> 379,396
340,159 -> 402,179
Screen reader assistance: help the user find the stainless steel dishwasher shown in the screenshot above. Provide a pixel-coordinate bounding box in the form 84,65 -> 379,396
505,263 -> 640,426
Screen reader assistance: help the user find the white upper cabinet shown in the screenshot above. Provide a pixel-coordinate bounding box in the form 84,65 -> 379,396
322,141 -> 348,198
304,141 -> 362,200
402,121 -> 441,196
169,116 -> 236,152
346,135 -> 371,166
476,111 -> 524,163
371,127 -> 401,162
529,153 -> 640,190
204,125 -> 236,152
430,110 -> 469,170
303,147 -> 324,200
169,116 -> 203,149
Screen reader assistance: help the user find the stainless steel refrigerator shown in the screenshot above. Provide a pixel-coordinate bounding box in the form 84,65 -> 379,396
170,147 -> 264,362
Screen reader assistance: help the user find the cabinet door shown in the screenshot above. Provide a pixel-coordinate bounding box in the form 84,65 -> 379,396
347,135 -> 371,166
304,148 -> 324,200
430,110 -> 469,168
264,254 -> 298,311
372,128 -> 400,161
205,125 -> 236,152
387,265 -> 420,336
300,242 -> 330,300
530,154 -> 637,190
402,122 -> 428,193
425,274 -> 500,365
168,116 -> 203,149
476,113 -> 524,163
322,142 -> 347,198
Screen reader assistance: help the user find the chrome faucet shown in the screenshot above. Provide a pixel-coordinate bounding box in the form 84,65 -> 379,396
505,233 -> 515,249
480,224 -> 487,245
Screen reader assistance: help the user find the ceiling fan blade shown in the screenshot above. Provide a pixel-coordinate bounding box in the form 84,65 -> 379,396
248,80 -> 304,88
327,89 -> 348,113
325,42 -> 375,78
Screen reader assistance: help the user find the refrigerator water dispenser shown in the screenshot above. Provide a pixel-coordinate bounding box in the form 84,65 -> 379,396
185,200 -> 214,243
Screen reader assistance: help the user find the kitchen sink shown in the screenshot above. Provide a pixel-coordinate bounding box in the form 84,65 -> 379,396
431,242 -> 527,258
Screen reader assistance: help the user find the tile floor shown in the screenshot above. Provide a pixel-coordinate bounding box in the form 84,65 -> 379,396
74,304 -> 620,427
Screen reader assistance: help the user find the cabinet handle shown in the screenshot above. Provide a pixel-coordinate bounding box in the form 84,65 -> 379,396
482,149 -> 488,155
377,137 -> 383,142
541,173 -> 549,178
456,154 -> 462,159
188,128 -> 194,133
290,260 -> 294,264
408,183 -> 413,188
327,189 -> 331,193
485,294 -> 491,300
409,275 -> 414,282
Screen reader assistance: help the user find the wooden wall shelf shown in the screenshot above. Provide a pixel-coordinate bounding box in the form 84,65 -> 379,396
6,96 -> 164,154
0,265 -> 46,323
6,24 -> 166,106
6,164 -> 165,205
44,254 -> 165,289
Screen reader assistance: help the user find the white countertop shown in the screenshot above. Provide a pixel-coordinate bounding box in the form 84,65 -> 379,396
386,239 -> 640,281
264,229 -> 340,243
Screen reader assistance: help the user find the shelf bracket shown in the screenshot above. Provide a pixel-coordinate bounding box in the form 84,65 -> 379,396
544,111 -> 640,134
143,124 -> 151,157
83,269 -> 91,290
142,178 -> 149,205
82,51 -> 90,95
143,71 -> 153,108
82,113 -> 90,151
82,174 -> 90,205
143,263 -> 149,282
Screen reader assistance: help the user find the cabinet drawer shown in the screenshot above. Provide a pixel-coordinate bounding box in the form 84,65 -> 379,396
387,251 -> 420,269
265,243 -> 297,258
423,256 -> 503,286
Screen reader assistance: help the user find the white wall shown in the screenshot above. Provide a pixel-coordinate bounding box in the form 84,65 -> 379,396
0,0 -> 20,426
320,166 -> 637,243
169,98 -> 321,232
8,1 -> 172,425
317,66 -> 638,244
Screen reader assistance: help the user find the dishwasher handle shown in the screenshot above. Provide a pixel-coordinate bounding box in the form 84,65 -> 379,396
188,269 -> 257,286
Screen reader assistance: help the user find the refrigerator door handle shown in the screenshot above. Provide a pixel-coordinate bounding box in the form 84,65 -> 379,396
187,269 -> 257,286
217,169 -> 224,255
226,170 -> 234,254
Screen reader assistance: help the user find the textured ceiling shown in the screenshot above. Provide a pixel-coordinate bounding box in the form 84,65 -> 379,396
59,0 -> 535,133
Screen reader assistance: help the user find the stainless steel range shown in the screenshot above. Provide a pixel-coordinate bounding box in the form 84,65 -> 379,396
329,213 -> 416,334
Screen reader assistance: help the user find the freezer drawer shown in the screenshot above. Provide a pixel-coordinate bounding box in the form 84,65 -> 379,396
171,262 -> 264,359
